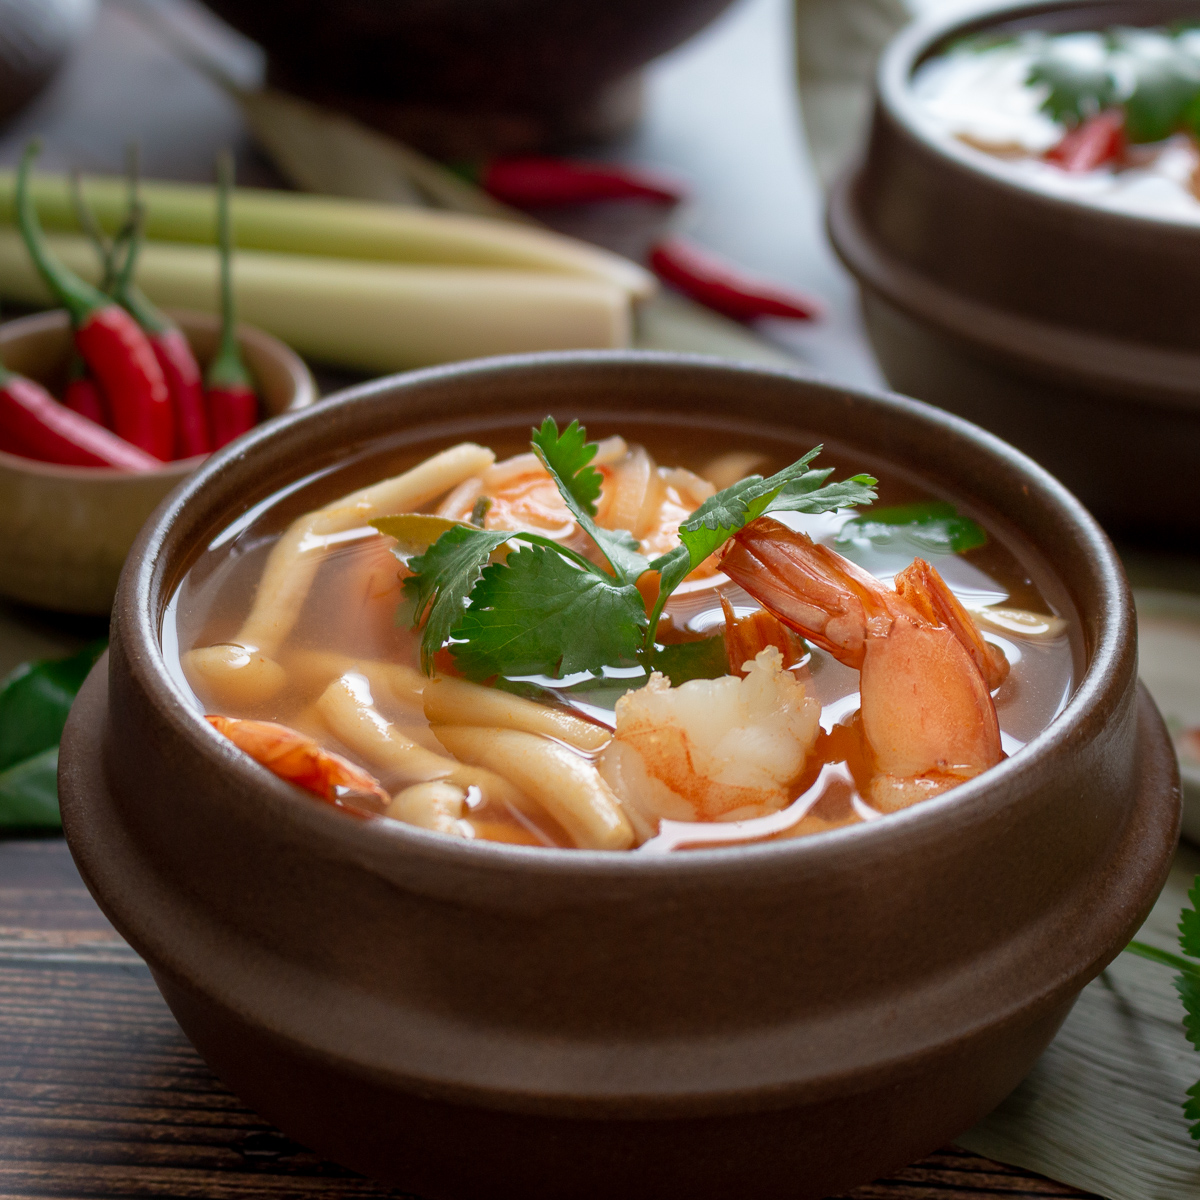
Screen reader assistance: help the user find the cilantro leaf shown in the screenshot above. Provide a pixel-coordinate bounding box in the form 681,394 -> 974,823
1182,875 -> 1200,959
835,500 -> 987,556
1028,33 -> 1116,125
530,417 -> 603,516
641,452 -> 875,650
402,524 -> 512,673
674,448 -> 823,566
449,544 -> 647,679
531,417 -> 649,584
1127,873 -> 1200,1146
648,635 -> 730,686
1111,28 -> 1200,143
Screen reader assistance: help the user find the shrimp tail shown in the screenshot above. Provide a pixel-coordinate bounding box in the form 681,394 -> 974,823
718,518 -> 888,667
206,714 -> 390,813
893,559 -> 1010,689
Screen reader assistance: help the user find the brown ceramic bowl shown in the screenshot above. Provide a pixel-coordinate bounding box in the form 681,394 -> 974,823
203,0 -> 736,157
58,352 -> 1179,1199
827,0 -> 1200,539
0,308 -> 316,615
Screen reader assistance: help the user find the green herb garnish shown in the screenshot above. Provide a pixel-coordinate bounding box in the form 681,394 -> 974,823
645,452 -> 876,650
1126,874 -> 1200,1143
0,640 -> 106,830
1028,33 -> 1116,125
1110,28 -> 1200,143
386,419 -> 875,681
835,500 -> 986,557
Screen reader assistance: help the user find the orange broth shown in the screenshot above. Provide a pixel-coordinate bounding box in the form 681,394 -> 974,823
165,419 -> 1080,852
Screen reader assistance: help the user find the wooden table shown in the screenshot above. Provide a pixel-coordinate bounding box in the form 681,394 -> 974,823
0,839 -> 1100,1199
0,0 -> 1109,1195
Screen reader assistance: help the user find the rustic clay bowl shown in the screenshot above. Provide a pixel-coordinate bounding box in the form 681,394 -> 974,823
58,352 -> 1179,1199
827,0 -> 1200,538
203,0 -> 736,157
0,308 -> 316,615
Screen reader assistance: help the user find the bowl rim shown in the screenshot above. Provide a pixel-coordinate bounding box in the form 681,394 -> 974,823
0,306 -> 318,479
116,349 -> 1132,877
878,0 -> 1200,235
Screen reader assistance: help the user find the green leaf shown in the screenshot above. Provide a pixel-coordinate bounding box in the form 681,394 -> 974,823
450,544 -> 647,680
0,640 -> 105,831
371,514 -> 480,567
530,417 -> 603,517
648,635 -> 730,686
674,448 -> 824,568
1028,33 -> 1116,125
0,746 -> 62,830
530,417 -> 649,584
0,640 -> 105,772
1176,968 -> 1200,1054
1181,874 -> 1200,960
835,500 -> 987,557
1185,1077 -> 1200,1143
641,451 -> 874,651
1112,28 -> 1200,143
402,524 -> 512,673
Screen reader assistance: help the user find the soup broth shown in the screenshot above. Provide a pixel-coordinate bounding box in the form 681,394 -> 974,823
168,415 -> 1079,853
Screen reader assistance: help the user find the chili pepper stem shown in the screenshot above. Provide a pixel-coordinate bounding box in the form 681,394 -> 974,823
16,143 -> 110,328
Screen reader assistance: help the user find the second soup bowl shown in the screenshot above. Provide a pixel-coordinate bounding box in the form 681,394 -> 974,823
58,352 -> 1179,1199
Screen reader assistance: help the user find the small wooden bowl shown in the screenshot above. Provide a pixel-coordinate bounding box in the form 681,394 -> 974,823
0,308 -> 316,615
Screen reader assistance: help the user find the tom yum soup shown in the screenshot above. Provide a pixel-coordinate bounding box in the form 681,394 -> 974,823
912,23 -> 1200,220
170,419 -> 1076,853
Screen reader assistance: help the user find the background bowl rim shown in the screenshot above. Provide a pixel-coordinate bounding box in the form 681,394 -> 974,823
114,348 -> 1133,877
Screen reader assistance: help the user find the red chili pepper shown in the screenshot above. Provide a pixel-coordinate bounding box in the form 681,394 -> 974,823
1045,111 -> 1126,173
114,206 -> 211,459
16,142 -> 173,461
63,355 -> 110,428
206,151 -> 258,451
0,359 -> 159,470
649,237 -> 823,322
477,156 -> 686,207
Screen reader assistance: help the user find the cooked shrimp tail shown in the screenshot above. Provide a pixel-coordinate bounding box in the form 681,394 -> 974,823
719,521 -> 888,667
206,714 -> 390,814
893,558 -> 1010,689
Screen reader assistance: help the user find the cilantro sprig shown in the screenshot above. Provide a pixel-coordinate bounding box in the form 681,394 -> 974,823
1126,874 -> 1200,1143
644,454 -> 876,649
380,419 -> 875,681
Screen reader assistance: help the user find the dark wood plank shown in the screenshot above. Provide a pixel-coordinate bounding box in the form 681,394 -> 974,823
0,838 -> 1097,1200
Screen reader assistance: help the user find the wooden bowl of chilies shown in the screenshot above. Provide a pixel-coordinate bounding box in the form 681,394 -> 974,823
57,352 -> 1179,1199
0,308 -> 315,615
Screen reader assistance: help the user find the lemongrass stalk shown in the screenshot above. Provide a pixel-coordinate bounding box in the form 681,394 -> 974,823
0,170 -> 655,300
0,230 -> 632,371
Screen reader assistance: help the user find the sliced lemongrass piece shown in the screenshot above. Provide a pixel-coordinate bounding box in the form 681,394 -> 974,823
970,605 -> 1068,638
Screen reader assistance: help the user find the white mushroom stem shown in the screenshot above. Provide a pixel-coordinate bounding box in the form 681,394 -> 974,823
423,675 -> 611,751
315,673 -> 529,812
185,442 -> 494,708
386,781 -> 474,839
431,725 -> 635,851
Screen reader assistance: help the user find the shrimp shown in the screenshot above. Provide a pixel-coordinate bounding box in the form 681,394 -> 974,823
206,714 -> 391,814
718,518 -> 1009,811
597,647 -> 821,840
437,440 -> 718,577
